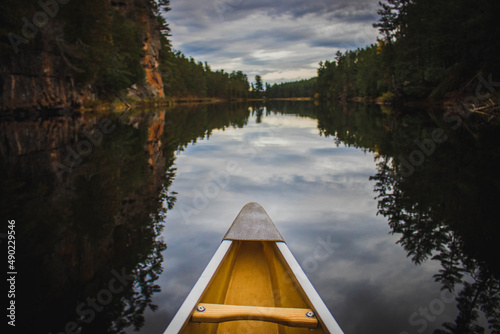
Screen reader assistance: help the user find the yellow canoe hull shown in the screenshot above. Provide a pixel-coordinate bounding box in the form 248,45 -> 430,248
183,240 -> 323,333
164,203 -> 343,334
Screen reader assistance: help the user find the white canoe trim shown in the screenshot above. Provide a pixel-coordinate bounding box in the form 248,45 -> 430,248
163,240 -> 233,334
276,242 -> 344,334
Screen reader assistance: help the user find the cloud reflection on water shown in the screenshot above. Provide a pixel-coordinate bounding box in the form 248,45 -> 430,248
140,112 -> 455,334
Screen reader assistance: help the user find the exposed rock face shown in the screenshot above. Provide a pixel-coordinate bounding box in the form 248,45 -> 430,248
112,0 -> 165,99
0,42 -> 91,111
127,11 -> 165,99
0,0 -> 164,112
142,13 -> 165,98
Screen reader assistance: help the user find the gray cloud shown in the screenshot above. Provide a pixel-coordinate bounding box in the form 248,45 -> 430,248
165,0 -> 381,84
178,41 -> 223,56
309,38 -> 356,48
215,0 -> 378,21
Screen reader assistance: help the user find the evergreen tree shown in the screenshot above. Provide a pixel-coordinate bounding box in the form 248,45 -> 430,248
254,75 -> 264,96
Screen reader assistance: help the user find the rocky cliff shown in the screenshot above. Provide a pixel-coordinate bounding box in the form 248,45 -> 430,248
0,0 -> 165,112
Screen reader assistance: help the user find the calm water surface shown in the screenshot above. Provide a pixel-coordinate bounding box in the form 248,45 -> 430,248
1,102 -> 498,333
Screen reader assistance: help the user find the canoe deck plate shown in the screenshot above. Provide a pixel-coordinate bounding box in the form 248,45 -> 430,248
223,202 -> 285,242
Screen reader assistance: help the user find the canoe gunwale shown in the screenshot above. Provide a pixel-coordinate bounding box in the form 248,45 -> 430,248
275,242 -> 344,334
164,240 -> 233,334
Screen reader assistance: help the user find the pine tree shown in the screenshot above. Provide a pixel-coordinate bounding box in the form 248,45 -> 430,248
254,75 -> 264,95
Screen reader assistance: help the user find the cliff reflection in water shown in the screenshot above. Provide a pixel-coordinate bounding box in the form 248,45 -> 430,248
315,102 -> 500,333
2,101 -> 499,333
0,104 -> 250,333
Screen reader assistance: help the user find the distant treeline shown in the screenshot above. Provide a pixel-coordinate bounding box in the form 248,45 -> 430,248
161,50 -> 249,99
316,0 -> 500,101
265,78 -> 317,98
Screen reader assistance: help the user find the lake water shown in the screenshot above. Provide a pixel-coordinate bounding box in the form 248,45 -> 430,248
1,101 -> 498,333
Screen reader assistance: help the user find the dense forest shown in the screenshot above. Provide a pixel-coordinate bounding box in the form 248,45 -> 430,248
318,0 -> 500,103
161,50 -> 249,99
272,0 -> 500,106
0,0 -> 171,93
0,0 -> 249,109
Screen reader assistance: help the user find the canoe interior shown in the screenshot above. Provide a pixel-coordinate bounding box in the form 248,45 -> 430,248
181,240 -> 327,333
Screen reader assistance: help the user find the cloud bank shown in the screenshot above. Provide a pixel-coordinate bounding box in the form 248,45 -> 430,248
165,0 -> 381,84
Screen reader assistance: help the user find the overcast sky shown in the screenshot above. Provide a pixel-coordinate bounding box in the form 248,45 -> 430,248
165,0 -> 382,85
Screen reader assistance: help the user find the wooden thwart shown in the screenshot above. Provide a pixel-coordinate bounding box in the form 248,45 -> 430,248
191,303 -> 319,328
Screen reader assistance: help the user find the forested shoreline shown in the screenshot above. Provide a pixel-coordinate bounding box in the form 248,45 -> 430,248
254,0 -> 500,113
1,0 -> 499,111
286,0 -> 500,111
0,0 -> 250,110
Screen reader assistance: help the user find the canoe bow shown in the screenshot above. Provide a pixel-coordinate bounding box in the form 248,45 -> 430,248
164,202 -> 344,334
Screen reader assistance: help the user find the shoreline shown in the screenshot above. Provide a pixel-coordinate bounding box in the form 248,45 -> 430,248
1,93 -> 498,115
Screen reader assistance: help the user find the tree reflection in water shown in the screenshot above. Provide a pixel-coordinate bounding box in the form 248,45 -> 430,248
309,101 -> 500,333
369,111 -> 500,333
3,101 -> 499,333
0,104 -> 250,333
